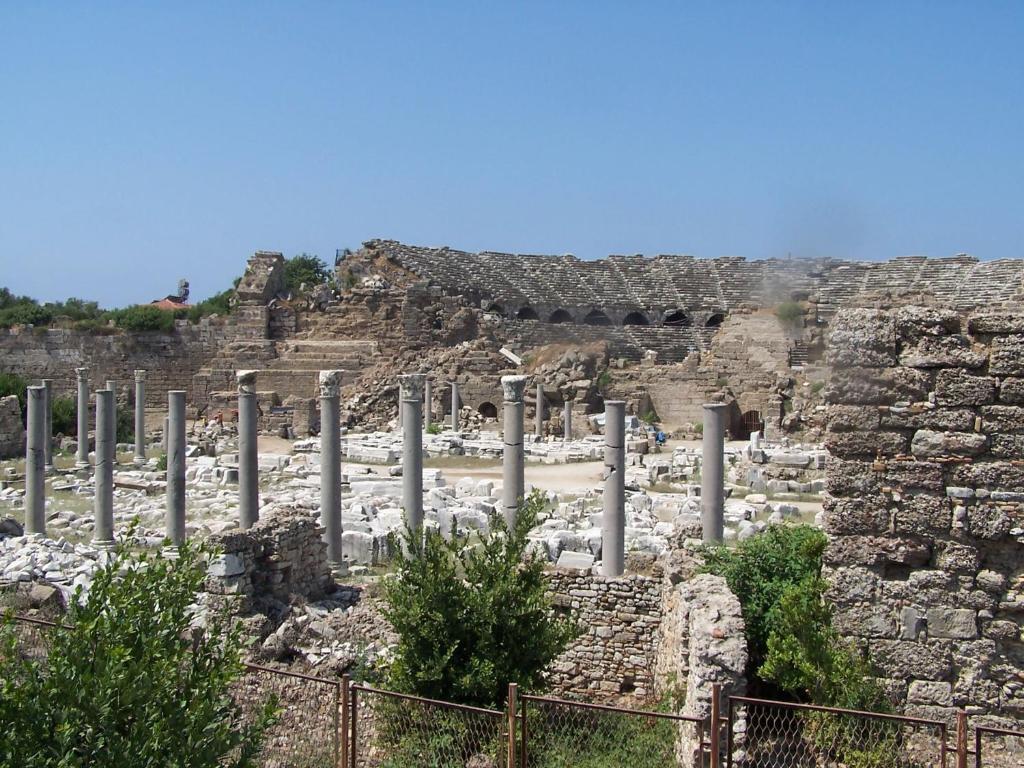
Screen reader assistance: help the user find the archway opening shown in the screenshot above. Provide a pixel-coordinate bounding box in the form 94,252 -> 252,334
664,310 -> 690,327
478,402 -> 498,419
549,309 -> 573,324
583,309 -> 613,327
738,410 -> 764,440
622,311 -> 650,327
487,304 -> 505,317
516,306 -> 539,321
706,312 -> 726,328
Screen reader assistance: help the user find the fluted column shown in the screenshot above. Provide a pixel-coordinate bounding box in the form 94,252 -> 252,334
237,370 -> 259,530
501,376 -> 527,529
319,370 -> 344,569
602,401 -> 626,577
25,386 -> 46,535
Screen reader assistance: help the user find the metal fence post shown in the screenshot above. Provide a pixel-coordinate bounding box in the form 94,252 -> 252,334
507,683 -> 518,768
339,675 -> 350,768
710,683 -> 721,768
956,710 -> 968,768
520,694 -> 528,768
350,684 -> 358,768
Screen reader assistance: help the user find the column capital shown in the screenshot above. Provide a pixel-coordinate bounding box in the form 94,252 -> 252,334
702,402 -> 728,412
75,367 -> 88,380
319,369 -> 343,398
236,369 -> 258,394
134,369 -> 146,383
500,375 -> 527,403
399,373 -> 426,401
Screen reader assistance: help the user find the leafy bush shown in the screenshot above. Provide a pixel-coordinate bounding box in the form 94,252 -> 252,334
426,422 -> 442,435
115,407 -> 134,444
596,370 -> 612,391
283,254 -> 331,293
701,524 -> 827,672
383,492 -> 578,708
155,452 -> 168,471
110,305 -> 176,332
775,300 -> 804,327
187,288 -> 235,322
640,411 -> 658,425
0,537 -> 277,765
51,396 -> 77,436
0,303 -> 53,328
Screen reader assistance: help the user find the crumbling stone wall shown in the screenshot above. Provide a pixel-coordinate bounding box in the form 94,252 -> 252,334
205,507 -> 333,612
545,570 -> 664,701
823,306 -> 1024,725
0,396 -> 23,460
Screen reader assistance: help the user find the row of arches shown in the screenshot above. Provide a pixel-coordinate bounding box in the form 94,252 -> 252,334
507,306 -> 726,328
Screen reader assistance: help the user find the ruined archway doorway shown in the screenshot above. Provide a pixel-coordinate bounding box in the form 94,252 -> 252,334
664,310 -> 690,327
583,309 -> 613,327
549,309 -> 573,324
738,410 -> 764,440
478,402 -> 498,419
516,307 -> 539,320
622,311 -> 650,326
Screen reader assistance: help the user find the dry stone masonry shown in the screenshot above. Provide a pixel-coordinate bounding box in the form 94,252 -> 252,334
824,306 -> 1024,726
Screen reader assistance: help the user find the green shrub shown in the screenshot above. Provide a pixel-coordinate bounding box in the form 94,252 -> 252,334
187,288 -> 235,322
811,380 -> 826,395
383,492 -> 578,708
640,411 -> 658,425
155,453 -> 168,471
426,422 -> 442,435
115,407 -> 134,444
110,305 -> 176,332
0,303 -> 53,328
701,524 -> 827,672
51,396 -> 77,436
693,422 -> 703,434
283,254 -> 331,293
775,300 -> 804,327
0,536 -> 278,765
596,370 -> 612,391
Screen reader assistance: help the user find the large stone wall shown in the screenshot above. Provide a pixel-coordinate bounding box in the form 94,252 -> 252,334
0,396 -> 23,460
823,306 -> 1024,725
0,321 -> 229,405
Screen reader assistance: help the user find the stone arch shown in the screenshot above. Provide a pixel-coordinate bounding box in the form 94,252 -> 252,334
516,306 -> 539,321
549,309 -> 573,324
478,402 -> 498,419
663,309 -> 690,327
622,311 -> 650,327
706,312 -> 726,328
487,304 -> 506,317
583,309 -> 613,327
738,410 -> 764,440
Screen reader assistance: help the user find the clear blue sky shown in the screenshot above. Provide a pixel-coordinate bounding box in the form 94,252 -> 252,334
2,2 -> 1022,307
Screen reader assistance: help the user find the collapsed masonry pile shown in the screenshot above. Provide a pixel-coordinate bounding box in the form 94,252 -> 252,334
824,306 -> 1024,724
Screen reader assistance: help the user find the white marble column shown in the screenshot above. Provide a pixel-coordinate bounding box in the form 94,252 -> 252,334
401,374 -> 426,534
602,400 -> 626,577
319,370 -> 344,569
93,389 -> 115,547
501,375 -> 527,529
166,390 -> 186,546
75,368 -> 89,467
237,370 -> 260,530
25,386 -> 46,535
701,403 -> 726,543
42,379 -> 53,472
133,370 -> 146,464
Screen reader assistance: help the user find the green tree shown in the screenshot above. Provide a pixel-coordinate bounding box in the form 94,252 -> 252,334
283,254 -> 331,293
187,288 -> 235,322
0,536 -> 277,767
110,305 -> 176,332
0,372 -> 28,418
50,396 -> 76,437
701,524 -> 827,672
775,300 -> 804,327
383,492 -> 578,708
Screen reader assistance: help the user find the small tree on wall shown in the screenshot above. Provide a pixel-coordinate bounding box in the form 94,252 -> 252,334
283,254 -> 331,294
382,492 -> 578,708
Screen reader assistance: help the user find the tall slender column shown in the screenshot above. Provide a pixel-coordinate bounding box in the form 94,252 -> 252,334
450,381 -> 459,432
319,370 -> 344,569
423,379 -> 432,430
93,389 -> 115,547
535,382 -> 545,437
701,403 -> 726,543
602,400 -> 626,577
237,370 -> 260,530
133,370 -> 146,464
563,400 -> 573,440
25,386 -> 46,535
42,379 -> 54,472
75,368 -> 89,467
164,391 -> 187,545
401,374 -> 426,534
106,379 -> 117,452
501,376 -> 527,529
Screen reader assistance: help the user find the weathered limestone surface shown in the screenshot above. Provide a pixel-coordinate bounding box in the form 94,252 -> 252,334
824,306 -> 1024,727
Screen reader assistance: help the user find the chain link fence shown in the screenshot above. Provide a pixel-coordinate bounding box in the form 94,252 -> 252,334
974,726 -> 1024,768
727,696 -> 947,768
347,683 -> 508,768
518,693 -> 707,768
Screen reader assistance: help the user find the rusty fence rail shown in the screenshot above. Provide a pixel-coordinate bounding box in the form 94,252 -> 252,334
728,695 -> 948,768
7,614 -> 342,768
518,691 -> 711,768
974,725 -> 1024,768
345,681 -> 509,768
